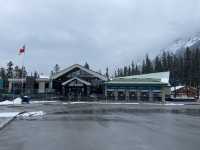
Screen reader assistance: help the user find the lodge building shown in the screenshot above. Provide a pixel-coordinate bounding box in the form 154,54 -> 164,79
105,72 -> 170,102
6,64 -> 171,102
50,64 -> 108,100
8,75 -> 50,94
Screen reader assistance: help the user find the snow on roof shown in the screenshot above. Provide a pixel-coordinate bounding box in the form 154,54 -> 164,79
51,64 -> 107,81
62,77 -> 91,86
120,72 -> 169,83
108,72 -> 170,85
39,75 -> 49,79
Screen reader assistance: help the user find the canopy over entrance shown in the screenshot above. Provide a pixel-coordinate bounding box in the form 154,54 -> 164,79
62,77 -> 91,87
62,77 -> 92,101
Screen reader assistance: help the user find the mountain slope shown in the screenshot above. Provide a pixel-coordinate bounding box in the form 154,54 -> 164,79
163,33 -> 200,54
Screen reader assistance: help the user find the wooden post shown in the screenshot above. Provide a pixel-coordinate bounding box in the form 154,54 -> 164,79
114,90 -> 118,101
125,90 -> 129,101
161,87 -> 166,103
137,91 -> 141,101
8,80 -> 12,93
149,91 -> 153,102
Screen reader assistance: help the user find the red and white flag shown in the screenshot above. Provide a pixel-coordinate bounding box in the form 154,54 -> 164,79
19,45 -> 26,55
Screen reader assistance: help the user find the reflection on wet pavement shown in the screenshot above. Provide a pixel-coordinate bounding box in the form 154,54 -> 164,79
0,104 -> 200,150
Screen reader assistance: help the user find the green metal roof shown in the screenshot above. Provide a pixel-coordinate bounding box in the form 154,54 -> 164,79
106,72 -> 169,85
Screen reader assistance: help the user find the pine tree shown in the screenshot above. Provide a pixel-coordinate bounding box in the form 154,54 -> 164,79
183,47 -> 192,86
135,65 -> 140,75
123,66 -> 128,76
84,62 -> 90,69
0,67 -> 6,80
114,70 -> 117,77
162,51 -> 168,71
131,61 -> 135,75
34,71 -> 39,79
54,64 -> 60,73
14,66 -> 20,78
142,60 -> 146,74
6,61 -> 14,78
154,56 -> 163,72
128,65 -> 131,76
144,54 -> 153,73
105,67 -> 109,79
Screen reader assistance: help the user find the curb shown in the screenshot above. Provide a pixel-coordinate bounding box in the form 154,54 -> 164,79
0,113 -> 21,130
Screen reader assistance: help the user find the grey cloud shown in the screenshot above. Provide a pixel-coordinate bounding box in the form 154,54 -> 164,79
0,0 -> 200,74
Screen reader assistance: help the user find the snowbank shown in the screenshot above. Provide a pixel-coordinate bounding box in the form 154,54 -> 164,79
0,97 -> 22,105
63,102 -> 186,106
18,111 -> 46,119
30,101 -> 57,104
164,103 -> 184,106
63,102 -> 140,105
0,100 -> 14,105
13,97 -> 22,104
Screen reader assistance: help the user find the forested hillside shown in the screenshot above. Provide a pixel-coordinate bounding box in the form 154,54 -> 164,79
114,47 -> 200,88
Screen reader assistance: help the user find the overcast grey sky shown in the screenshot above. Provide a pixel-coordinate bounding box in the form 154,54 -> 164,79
0,0 -> 200,75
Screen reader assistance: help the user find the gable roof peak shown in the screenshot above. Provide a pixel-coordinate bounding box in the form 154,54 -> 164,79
51,64 -> 107,81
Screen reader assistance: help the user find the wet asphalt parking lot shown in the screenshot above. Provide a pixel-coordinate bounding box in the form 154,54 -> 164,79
0,102 -> 200,150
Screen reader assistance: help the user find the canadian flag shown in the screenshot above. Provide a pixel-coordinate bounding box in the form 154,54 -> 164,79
19,45 -> 25,55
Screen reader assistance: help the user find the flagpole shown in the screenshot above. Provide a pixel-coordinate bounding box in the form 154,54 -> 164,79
20,45 -> 26,96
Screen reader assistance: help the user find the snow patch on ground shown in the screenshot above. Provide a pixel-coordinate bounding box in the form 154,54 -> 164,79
30,101 -> 57,104
0,98 -> 22,105
164,103 -> 184,106
0,112 -> 19,118
63,102 -> 140,105
63,102 -> 186,106
13,98 -> 22,104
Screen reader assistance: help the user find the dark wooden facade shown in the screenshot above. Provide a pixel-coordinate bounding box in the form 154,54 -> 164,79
51,64 -> 107,100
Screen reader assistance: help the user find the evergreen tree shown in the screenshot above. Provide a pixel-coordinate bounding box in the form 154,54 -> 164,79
54,64 -> 60,73
142,54 -> 153,73
183,47 -> 192,86
6,61 -> 14,78
84,62 -> 90,69
154,56 -> 163,72
131,61 -> 135,75
142,60 -> 146,73
105,67 -> 109,79
34,71 -> 39,79
135,65 -> 140,75
114,70 -> 117,77
162,51 -> 168,71
14,66 -> 20,78
123,66 -> 128,76
128,65 -> 131,76
0,67 -> 6,80
21,66 -> 27,78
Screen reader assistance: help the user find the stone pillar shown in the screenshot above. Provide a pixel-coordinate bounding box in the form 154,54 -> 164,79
114,90 -> 118,101
38,82 -> 46,93
137,91 -> 141,101
87,87 -> 90,96
125,90 -> 129,101
49,79 -> 53,89
8,81 -> 12,93
161,87 -> 166,103
105,86 -> 107,100
62,86 -> 65,96
149,91 -> 153,102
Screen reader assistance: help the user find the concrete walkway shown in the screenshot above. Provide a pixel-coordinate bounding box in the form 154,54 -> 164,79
0,112 -> 20,130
